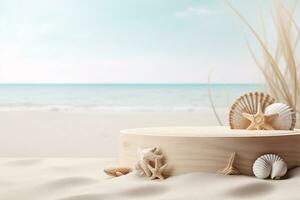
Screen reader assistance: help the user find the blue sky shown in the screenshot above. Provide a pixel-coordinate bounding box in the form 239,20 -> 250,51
0,0 -> 296,83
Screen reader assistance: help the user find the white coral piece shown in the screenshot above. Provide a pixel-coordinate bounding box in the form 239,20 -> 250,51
135,147 -> 167,180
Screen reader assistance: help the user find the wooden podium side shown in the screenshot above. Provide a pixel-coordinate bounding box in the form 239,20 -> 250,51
119,126 -> 300,176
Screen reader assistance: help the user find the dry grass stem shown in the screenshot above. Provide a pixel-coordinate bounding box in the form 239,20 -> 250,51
228,0 -> 300,127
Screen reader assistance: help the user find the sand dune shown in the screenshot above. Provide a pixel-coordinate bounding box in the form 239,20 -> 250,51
1,158 -> 300,200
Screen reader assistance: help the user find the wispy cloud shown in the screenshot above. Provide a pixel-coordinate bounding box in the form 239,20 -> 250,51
175,6 -> 213,17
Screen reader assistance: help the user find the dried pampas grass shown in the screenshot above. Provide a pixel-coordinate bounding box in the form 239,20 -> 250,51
228,0 -> 300,127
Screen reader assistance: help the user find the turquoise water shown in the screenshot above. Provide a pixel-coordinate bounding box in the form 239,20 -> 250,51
0,84 -> 263,111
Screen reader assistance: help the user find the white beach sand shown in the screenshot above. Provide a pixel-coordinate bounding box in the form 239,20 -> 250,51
2,109 -> 299,199
0,157 -> 300,200
0,109 -> 227,157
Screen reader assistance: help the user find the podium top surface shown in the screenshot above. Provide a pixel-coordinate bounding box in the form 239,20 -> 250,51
120,126 -> 300,138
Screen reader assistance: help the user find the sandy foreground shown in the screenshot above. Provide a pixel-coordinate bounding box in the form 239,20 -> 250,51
0,109 -> 227,157
3,109 -> 300,199
0,157 -> 300,200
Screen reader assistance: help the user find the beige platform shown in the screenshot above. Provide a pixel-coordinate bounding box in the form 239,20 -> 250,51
119,126 -> 300,176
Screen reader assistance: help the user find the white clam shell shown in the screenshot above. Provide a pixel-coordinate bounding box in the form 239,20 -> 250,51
271,160 -> 287,179
265,103 -> 296,130
253,154 -> 287,179
229,92 -> 275,129
253,158 -> 271,179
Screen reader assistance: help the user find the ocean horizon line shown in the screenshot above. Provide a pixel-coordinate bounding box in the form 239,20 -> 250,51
0,83 -> 263,112
0,83 -> 264,85
0,105 -> 228,112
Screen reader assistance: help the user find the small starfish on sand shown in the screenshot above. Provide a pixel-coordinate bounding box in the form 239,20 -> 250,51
242,102 -> 278,130
218,152 -> 239,175
148,158 -> 168,180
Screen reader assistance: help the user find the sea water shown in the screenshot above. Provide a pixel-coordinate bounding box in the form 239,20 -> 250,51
0,84 -> 263,112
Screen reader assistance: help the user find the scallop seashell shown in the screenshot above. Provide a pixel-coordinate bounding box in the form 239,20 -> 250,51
252,157 -> 272,179
104,167 -> 132,177
252,154 -> 287,179
264,103 -> 296,130
229,92 -> 276,129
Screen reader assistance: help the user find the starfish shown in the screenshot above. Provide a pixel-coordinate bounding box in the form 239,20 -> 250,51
147,158 -> 168,180
242,102 -> 278,130
218,152 -> 239,175
136,147 -> 163,177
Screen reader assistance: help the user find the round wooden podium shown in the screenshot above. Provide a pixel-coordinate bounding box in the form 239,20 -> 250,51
119,126 -> 300,176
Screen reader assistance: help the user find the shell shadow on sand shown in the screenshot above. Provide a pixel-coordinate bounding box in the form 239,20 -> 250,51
224,182 -> 274,198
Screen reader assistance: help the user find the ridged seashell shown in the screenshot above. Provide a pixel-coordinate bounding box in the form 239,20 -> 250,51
104,167 -> 132,177
252,154 -> 287,179
229,92 -> 275,129
264,103 -> 296,130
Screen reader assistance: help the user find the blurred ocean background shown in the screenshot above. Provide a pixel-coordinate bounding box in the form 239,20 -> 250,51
0,84 -> 263,112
